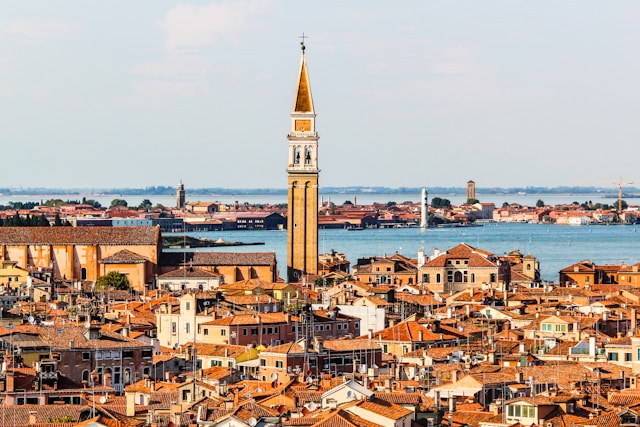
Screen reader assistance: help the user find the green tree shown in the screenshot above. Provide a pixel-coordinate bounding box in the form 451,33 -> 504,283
138,199 -> 153,210
44,199 -> 66,208
467,198 -> 479,205
343,200 -> 353,205
386,201 -> 396,207
431,197 -> 451,209
96,271 -> 130,291
110,199 -> 128,208
53,213 -> 64,226
536,199 -> 545,208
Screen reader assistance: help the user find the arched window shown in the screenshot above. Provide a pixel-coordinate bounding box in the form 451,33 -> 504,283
471,273 -> 475,283
81,268 -> 87,280
293,147 -> 301,164
124,368 -> 132,385
305,148 -> 312,165
454,271 -> 463,283
436,274 -> 441,283
82,370 -> 90,384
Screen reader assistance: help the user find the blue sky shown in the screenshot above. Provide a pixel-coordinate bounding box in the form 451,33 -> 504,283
1,1 -> 639,190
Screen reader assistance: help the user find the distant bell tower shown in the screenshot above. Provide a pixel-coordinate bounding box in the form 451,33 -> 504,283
287,37 -> 319,283
176,180 -> 185,209
467,180 -> 476,201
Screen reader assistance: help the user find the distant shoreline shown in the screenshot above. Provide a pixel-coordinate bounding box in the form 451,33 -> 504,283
0,186 -> 636,198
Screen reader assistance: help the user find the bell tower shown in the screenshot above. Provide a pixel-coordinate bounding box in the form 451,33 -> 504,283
287,39 -> 319,283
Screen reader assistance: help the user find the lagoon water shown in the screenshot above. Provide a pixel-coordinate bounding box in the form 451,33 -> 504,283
179,222 -> 640,283
2,192 -> 639,282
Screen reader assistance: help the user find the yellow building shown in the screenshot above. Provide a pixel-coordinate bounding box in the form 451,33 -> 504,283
0,226 -> 161,292
0,260 -> 29,289
287,41 -> 319,282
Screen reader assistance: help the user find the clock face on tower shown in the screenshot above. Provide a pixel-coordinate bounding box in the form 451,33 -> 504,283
295,120 -> 311,132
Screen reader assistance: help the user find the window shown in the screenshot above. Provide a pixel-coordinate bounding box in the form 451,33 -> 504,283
260,359 -> 266,366
186,302 -> 191,311
609,353 -> 618,361
220,329 -> 225,336
114,366 -> 121,384
96,351 -> 103,360
186,323 -> 190,334
171,322 -> 177,334
112,351 -> 121,359
626,352 -> 632,361
470,273 -> 475,283
82,352 -> 91,361
123,350 -> 134,358
542,324 -> 552,332
251,328 -> 258,335
276,361 -> 283,368
423,274 -> 429,283
436,274 -> 441,283
142,350 -> 152,358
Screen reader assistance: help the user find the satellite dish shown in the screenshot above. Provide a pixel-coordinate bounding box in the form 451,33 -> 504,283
255,387 -> 262,393
173,343 -> 179,350
358,365 -> 367,374
248,418 -> 257,427
270,372 -> 278,381
346,390 -> 354,399
28,316 -> 35,324
307,402 -> 317,411
306,376 -> 313,384
84,320 -> 91,328
99,396 -> 107,404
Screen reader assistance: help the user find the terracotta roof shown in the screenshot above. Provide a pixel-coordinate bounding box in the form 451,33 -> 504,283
100,249 -> 149,263
157,267 -> 222,278
0,226 -> 160,245
160,252 -> 276,267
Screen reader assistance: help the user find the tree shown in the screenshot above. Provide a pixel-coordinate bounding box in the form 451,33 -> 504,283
386,201 -> 396,207
467,198 -> 479,205
110,199 -> 128,208
53,213 -> 64,226
431,197 -> 451,209
96,271 -> 130,291
343,200 -> 353,205
536,199 -> 545,208
138,199 -> 153,210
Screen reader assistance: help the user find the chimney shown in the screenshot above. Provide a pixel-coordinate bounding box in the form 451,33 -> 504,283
165,371 -> 171,382
126,391 -> 136,417
28,411 -> 37,425
488,350 -> 496,365
589,337 -> 596,358
418,330 -> 424,342
6,371 -> 15,393
448,396 -> 456,413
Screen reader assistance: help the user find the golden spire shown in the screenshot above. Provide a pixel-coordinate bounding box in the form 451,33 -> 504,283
294,34 -> 314,113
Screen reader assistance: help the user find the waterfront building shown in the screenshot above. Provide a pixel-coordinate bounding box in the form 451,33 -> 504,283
418,243 -> 540,294
287,41 -> 319,282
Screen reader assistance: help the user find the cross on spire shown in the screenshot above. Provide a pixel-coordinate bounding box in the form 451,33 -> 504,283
299,32 -> 308,52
